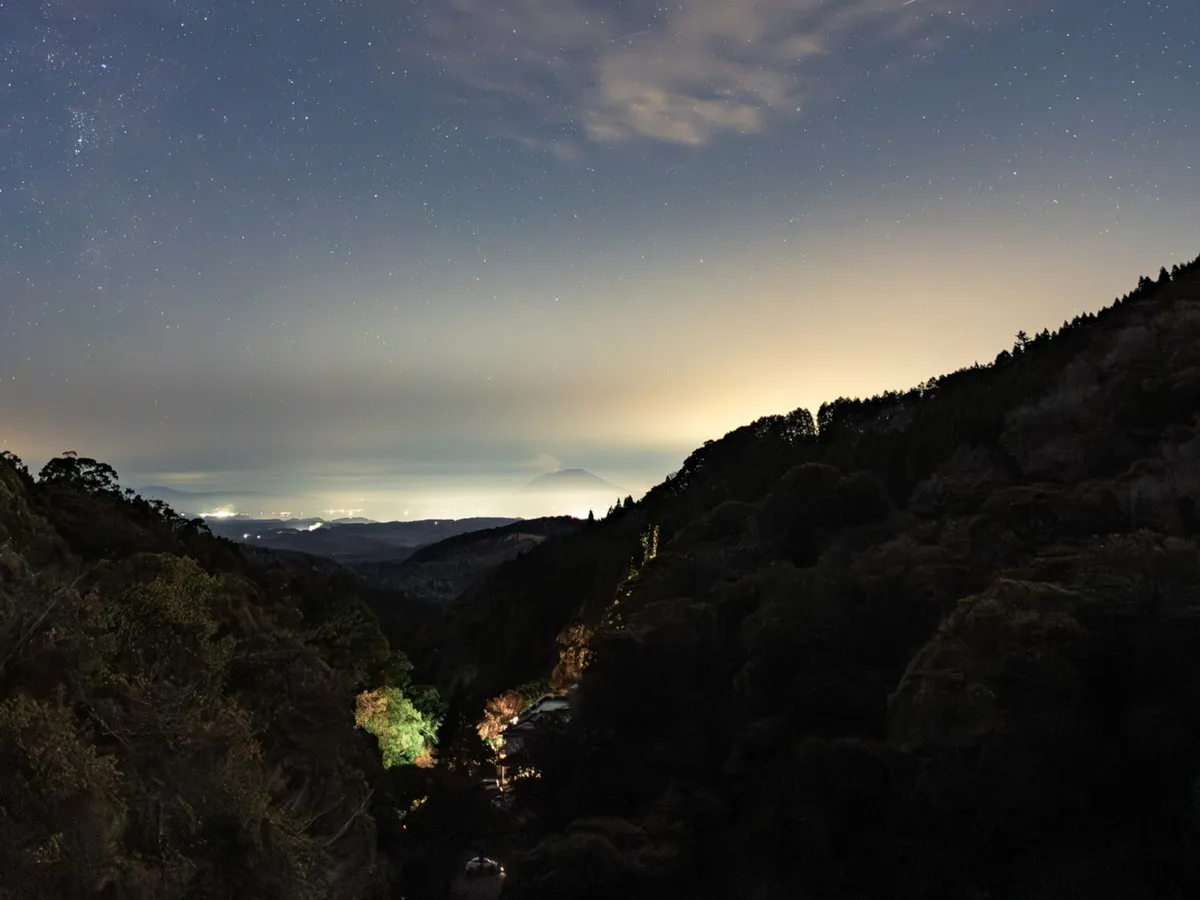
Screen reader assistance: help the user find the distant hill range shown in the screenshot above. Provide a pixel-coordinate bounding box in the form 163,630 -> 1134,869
138,470 -> 622,579
206,514 -> 578,604
353,516 -> 584,603
201,516 -> 521,565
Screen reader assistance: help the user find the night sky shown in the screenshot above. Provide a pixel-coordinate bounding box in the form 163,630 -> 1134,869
2,0 -> 1198,519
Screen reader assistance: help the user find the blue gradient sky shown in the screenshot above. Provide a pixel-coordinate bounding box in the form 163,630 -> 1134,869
2,0 -> 1198,518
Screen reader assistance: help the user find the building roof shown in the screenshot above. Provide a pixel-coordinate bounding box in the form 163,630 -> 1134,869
500,693 -> 573,740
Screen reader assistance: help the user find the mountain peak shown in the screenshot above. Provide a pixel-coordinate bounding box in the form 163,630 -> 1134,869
523,468 -> 620,493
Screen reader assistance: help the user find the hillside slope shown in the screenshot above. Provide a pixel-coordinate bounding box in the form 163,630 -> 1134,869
353,516 -> 583,605
448,256 -> 1200,899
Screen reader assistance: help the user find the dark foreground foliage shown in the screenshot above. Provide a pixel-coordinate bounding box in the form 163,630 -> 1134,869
0,451 -> 446,899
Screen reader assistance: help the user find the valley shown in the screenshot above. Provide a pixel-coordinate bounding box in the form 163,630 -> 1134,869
2,257 -> 1200,898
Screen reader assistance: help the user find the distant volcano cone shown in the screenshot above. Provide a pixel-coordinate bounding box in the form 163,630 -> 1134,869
516,468 -> 623,518
523,468 -> 620,493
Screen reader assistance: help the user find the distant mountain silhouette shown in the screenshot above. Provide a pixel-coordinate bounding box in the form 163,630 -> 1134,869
353,516 -> 583,604
522,468 -> 620,493
204,516 -> 520,563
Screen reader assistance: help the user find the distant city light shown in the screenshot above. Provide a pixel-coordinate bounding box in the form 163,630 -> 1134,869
200,508 -> 238,518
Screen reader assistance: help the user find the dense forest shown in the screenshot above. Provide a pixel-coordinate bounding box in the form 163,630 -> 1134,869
433,253 -> 1200,899
0,451 -> 447,898
3,252 -> 1200,898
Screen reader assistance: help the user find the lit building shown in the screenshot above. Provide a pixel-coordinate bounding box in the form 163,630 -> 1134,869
495,689 -> 575,789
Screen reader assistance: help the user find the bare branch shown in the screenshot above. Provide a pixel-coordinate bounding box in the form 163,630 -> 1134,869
320,789 -> 374,849
0,585 -> 70,675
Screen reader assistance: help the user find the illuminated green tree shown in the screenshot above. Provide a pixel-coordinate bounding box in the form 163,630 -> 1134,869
355,686 -> 440,768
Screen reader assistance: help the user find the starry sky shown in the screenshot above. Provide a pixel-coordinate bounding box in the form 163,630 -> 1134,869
1,0 -> 1198,519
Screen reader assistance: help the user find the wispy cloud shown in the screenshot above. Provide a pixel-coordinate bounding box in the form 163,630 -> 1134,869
418,0 -> 999,147
519,452 -> 564,472
496,128 -> 586,163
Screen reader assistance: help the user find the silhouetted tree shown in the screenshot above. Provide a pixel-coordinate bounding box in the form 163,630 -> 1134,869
0,451 -> 32,488
37,451 -> 122,497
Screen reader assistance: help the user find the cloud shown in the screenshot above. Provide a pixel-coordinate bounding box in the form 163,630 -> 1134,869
519,453 -> 564,472
498,129 -> 586,163
418,0 -> 997,147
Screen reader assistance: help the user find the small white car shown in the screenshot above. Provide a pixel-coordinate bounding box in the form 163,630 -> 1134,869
464,856 -> 504,877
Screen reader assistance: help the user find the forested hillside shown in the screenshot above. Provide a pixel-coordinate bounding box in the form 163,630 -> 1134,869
0,452 -> 443,899
436,255 -> 1200,899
